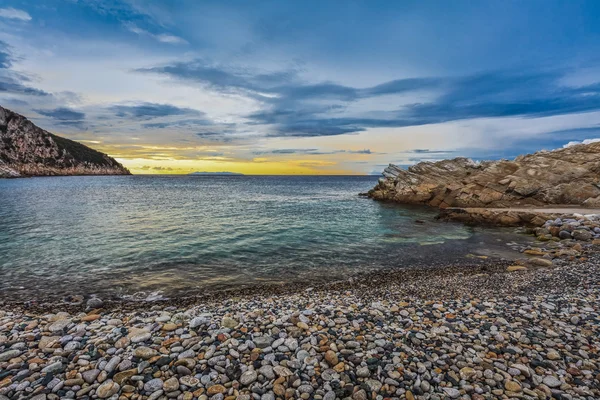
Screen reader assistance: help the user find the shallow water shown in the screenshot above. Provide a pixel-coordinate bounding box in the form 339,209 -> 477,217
0,175 -> 531,302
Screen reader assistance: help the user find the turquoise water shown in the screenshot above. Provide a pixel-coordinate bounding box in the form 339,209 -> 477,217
0,175 -> 515,302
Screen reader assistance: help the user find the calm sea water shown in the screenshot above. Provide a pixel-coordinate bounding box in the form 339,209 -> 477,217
0,175 -> 527,302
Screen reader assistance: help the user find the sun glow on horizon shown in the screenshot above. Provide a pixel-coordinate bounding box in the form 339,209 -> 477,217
117,157 -> 361,175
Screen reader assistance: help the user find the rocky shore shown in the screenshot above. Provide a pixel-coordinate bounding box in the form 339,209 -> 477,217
368,142 -> 600,208
1,244 -> 600,400
436,208 -> 600,228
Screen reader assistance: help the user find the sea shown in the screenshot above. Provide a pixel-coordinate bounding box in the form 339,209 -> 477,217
0,175 -> 533,302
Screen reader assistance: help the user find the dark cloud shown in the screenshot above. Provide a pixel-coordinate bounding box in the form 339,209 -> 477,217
140,166 -> 174,171
2,98 -> 28,107
270,148 -> 319,154
0,41 -> 50,97
137,60 -> 439,103
0,41 -> 12,69
141,118 -> 212,129
195,131 -> 237,142
110,102 -> 201,119
34,107 -> 85,121
362,77 -> 443,96
136,59 -> 296,95
277,83 -> 359,101
409,149 -> 454,154
259,72 -> 600,137
0,79 -> 50,96
271,122 -> 367,137
254,148 -> 375,155
137,59 -> 600,138
407,156 -> 446,162
254,148 -> 337,155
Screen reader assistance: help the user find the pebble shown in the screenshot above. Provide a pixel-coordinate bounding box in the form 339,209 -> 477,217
128,329 -> 151,343
163,377 -> 179,392
86,297 -> 104,309
221,316 -> 237,328
96,380 -> 119,398
443,387 -> 460,398
324,350 -> 338,366
1,251 -> 600,400
0,350 -> 20,362
144,378 -> 164,393
543,375 -> 562,388
134,346 -> 157,359
239,370 -> 258,386
41,361 -> 64,374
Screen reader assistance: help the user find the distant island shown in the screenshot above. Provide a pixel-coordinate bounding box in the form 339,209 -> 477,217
0,105 -> 130,178
189,171 -> 244,176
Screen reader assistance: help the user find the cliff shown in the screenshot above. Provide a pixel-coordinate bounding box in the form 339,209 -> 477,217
0,105 -> 130,178
369,142 -> 600,208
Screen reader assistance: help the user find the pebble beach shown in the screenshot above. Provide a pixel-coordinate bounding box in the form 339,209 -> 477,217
1,245 -> 599,400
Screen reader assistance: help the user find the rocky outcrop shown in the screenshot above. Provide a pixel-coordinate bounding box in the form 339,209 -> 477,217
0,105 -> 130,177
0,160 -> 20,178
369,142 -> 600,208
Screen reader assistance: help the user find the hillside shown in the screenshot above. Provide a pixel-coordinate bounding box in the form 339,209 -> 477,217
0,105 -> 130,178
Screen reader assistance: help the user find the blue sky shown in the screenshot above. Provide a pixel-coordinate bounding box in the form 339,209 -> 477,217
1,0 -> 600,174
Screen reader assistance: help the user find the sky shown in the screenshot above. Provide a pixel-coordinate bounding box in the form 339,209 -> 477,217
1,1 -> 600,175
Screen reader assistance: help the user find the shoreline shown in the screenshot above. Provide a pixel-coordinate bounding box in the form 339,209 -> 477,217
1,243 -> 595,314
1,254 -> 599,399
2,212 -> 597,313
2,258 -> 512,314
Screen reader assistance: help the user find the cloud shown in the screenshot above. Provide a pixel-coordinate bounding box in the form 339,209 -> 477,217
137,60 -> 436,102
137,59 -> 600,138
0,7 -> 31,21
254,148 -> 374,155
407,157 -> 444,162
261,71 -> 600,137
109,102 -> 201,119
271,123 -> 366,137
124,22 -> 187,44
33,107 -> 87,128
136,59 -> 296,95
0,79 -> 50,96
141,118 -> 211,129
409,149 -> 454,154
140,165 -> 173,171
139,116 -> 237,143
155,34 -> 186,44
563,138 -> 600,148
0,41 -> 50,97
34,107 -> 85,121
0,43 -> 12,69
363,78 -> 443,96
255,148 -> 331,155
2,98 -> 28,107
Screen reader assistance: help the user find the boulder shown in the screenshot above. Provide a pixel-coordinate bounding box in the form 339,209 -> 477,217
572,230 -> 593,241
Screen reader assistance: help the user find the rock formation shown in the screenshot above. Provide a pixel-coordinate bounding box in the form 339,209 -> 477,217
0,105 -> 130,178
369,142 -> 600,208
